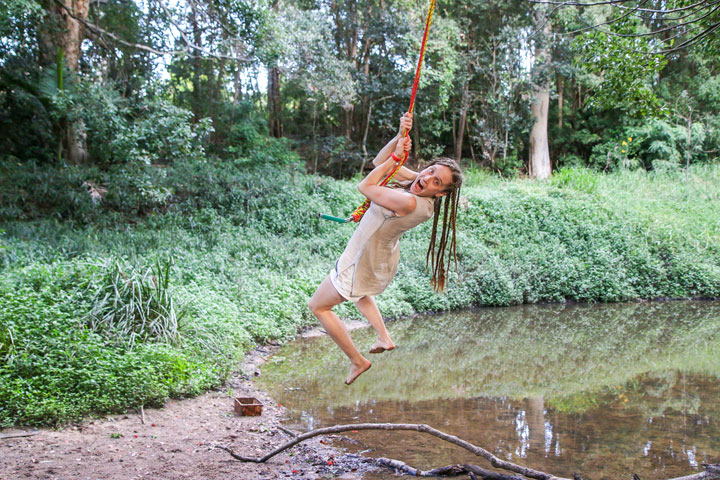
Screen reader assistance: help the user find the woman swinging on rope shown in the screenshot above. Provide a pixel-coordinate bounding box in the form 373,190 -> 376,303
308,112 -> 463,385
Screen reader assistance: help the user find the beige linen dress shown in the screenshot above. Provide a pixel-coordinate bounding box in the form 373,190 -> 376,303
330,194 -> 435,301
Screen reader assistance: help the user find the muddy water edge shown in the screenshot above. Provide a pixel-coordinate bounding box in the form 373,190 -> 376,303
261,301 -> 720,480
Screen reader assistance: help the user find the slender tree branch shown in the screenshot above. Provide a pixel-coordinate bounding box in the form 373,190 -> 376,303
610,0 -> 720,21
525,0 -> 720,54
53,0 -> 252,61
567,3 -> 720,38
529,0 -> 717,14
556,0 -> 653,36
55,0 -> 188,56
527,0 -> 634,7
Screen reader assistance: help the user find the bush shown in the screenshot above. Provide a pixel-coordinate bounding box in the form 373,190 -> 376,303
0,258 -> 232,427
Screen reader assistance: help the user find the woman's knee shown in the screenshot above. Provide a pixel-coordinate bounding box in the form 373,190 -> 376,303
354,295 -> 375,310
308,294 -> 330,315
308,297 -> 321,314
309,276 -> 344,314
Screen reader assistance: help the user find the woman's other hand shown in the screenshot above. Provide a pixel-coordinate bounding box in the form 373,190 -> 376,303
398,112 -> 413,135
394,136 -> 412,159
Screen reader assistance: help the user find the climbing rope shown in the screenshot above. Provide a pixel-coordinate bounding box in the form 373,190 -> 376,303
320,0 -> 436,224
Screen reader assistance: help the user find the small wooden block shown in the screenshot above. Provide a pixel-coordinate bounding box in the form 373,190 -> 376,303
234,397 -> 263,416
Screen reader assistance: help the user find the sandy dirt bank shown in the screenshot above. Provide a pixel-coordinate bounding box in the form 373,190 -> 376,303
0,346 -> 373,480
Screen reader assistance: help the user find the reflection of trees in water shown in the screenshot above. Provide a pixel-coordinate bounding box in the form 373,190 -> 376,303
290,392 -> 719,479
261,302 -> 720,478
262,301 -> 720,410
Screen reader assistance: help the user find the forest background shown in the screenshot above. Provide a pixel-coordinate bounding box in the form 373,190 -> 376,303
1,0 -> 719,427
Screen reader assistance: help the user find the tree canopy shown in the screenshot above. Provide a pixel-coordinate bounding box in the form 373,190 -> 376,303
0,0 -> 718,175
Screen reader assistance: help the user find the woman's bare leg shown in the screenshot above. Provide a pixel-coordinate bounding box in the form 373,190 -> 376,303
354,295 -> 395,354
308,276 -> 371,385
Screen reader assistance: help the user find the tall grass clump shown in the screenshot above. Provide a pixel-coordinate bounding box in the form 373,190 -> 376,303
551,167 -> 599,194
86,259 -> 182,348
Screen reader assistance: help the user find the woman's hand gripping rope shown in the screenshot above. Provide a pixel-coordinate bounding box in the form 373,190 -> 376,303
398,112 -> 413,137
393,136 -> 412,162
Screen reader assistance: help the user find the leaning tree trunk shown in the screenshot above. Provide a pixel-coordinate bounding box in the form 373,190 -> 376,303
528,6 -> 552,180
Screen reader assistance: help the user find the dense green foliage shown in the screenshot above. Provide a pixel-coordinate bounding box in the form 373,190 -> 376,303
2,154 -> 719,426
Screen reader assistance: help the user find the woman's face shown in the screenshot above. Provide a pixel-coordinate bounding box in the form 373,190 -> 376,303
410,164 -> 454,198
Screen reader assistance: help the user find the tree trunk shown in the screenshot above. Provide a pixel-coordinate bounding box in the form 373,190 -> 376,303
189,2 -> 205,122
361,95 -> 391,174
468,117 -> 477,164
557,76 -> 564,128
455,80 -> 470,162
528,6 -> 552,180
45,0 -> 89,71
312,103 -> 319,174
233,66 -> 242,105
267,0 -> 283,138
529,86 -> 551,179
214,58 -> 226,104
344,107 -> 353,140
268,66 -> 283,138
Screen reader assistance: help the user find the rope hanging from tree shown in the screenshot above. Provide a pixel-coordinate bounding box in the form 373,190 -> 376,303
320,0 -> 436,224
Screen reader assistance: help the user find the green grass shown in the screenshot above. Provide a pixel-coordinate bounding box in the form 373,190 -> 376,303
1,159 -> 719,426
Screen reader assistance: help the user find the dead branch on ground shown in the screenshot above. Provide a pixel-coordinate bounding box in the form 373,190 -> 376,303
0,431 -> 40,440
215,422 -> 720,480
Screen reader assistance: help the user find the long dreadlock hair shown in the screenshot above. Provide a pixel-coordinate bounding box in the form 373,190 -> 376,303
390,157 -> 463,291
424,157 -> 463,292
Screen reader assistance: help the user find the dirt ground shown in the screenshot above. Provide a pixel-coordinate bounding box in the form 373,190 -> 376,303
0,346 -> 375,480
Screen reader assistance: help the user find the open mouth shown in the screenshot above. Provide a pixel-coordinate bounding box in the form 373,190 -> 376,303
412,178 -> 425,194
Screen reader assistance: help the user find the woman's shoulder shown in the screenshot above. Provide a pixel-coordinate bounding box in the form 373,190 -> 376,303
414,194 -> 435,206
413,194 -> 435,216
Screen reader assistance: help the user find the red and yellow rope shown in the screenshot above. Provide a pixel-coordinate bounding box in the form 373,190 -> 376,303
349,0 -> 436,223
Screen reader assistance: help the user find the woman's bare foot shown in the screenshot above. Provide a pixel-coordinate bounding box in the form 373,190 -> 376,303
345,359 -> 372,385
369,338 -> 395,354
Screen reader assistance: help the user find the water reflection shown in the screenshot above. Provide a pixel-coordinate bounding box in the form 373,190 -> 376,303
261,302 -> 720,479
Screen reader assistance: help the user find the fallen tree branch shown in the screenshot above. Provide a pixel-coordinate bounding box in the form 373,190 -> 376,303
216,422 -> 720,480
216,422 -> 570,480
277,426 -> 297,438
670,464 -> 720,480
373,458 -> 527,479
0,431 -> 39,440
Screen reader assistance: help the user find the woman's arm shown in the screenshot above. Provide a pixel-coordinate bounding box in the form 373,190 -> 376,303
359,136 -> 417,216
370,113 -> 418,182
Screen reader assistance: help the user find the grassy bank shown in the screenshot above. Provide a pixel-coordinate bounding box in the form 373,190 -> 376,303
1,157 -> 719,427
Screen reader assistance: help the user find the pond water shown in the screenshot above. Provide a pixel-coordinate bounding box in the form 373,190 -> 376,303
259,301 -> 720,479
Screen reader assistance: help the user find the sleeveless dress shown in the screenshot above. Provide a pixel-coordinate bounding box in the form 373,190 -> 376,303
330,194 -> 435,302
